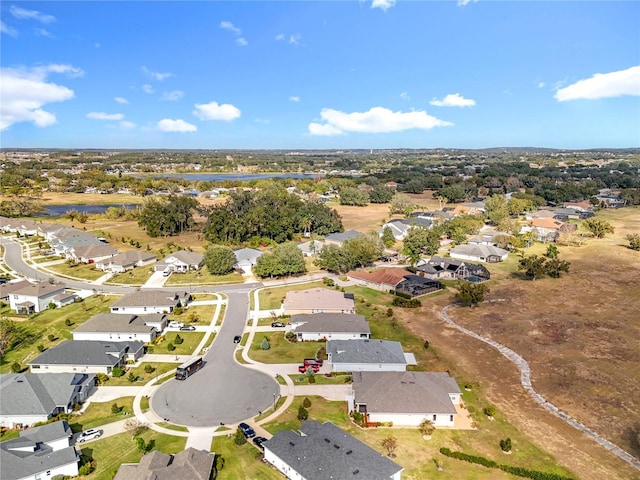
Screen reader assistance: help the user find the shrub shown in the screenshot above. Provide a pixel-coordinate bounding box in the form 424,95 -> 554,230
47,334 -> 56,342
392,296 -> 421,308
297,406 -> 309,420
11,362 -> 22,373
302,397 -> 312,408
173,306 -> 184,315
500,438 -> 512,452
111,403 -> 121,414
308,374 -> 316,384
260,337 -> 271,350
215,455 -> 225,471
174,334 -> 184,345
323,278 -> 335,286
167,343 -> 176,352
423,339 -> 430,349
112,367 -> 125,377
234,429 -> 246,446
37,344 -> 45,352
386,307 -> 394,317
65,319 -> 72,327
127,372 -> 137,383
144,364 -> 155,374
96,373 -> 109,385
484,405 -> 496,417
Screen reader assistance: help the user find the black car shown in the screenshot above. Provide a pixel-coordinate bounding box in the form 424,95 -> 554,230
253,436 -> 267,450
233,335 -> 242,343
271,322 -> 286,328
238,422 -> 256,438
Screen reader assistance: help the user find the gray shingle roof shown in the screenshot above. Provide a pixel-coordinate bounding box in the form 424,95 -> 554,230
113,447 -> 215,480
264,420 -> 402,480
163,250 -> 204,265
291,313 -> 370,335
29,341 -> 144,367
111,290 -> 190,309
10,281 -> 66,298
0,373 -> 95,416
233,247 -> 263,263
73,313 -> 163,334
352,371 -> 460,415
108,250 -> 157,266
327,339 -> 407,365
325,229 -> 361,244
0,420 -> 77,480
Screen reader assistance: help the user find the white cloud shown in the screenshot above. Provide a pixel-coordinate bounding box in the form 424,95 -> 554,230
1,21 -> 18,37
538,82 -> 546,88
554,65 -> 640,101
457,0 -> 478,6
141,66 -> 172,81
290,96 -> 300,102
35,28 -> 53,38
275,34 -> 285,41
371,0 -> 397,11
430,93 -> 476,107
161,90 -> 185,101
0,64 -> 80,131
400,92 -> 410,101
120,121 -> 137,129
157,118 -> 197,132
114,97 -> 129,104
275,33 -> 301,45
193,101 -> 241,121
220,21 -> 241,36
87,112 -> 124,120
236,37 -> 248,47
308,106 -> 452,136
10,5 -> 56,23
142,84 -> 154,94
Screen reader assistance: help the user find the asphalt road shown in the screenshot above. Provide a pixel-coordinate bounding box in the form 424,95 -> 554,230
150,292 -> 279,427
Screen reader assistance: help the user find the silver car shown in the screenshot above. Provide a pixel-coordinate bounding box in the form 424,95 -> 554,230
76,428 -> 103,443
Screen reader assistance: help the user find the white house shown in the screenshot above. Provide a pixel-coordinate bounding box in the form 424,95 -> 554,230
69,243 -> 119,264
96,250 -> 157,273
296,240 -> 326,257
380,218 -> 433,241
0,420 -> 80,480
290,313 -> 370,342
349,371 -> 461,427
233,247 -> 264,274
72,313 -> 167,343
283,288 -> 355,315
29,340 -> 144,375
326,339 -> 415,372
110,290 -> 192,315
263,420 -> 403,480
155,251 -> 204,273
449,244 -> 509,263
8,281 -> 67,314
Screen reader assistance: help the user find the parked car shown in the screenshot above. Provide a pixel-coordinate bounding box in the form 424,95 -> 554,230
298,364 -> 320,373
271,322 -> 286,328
168,321 -> 184,328
253,436 -> 267,450
238,422 -> 256,438
233,335 -> 242,343
303,358 -> 323,367
179,325 -> 196,331
162,270 -> 171,277
76,428 -> 103,443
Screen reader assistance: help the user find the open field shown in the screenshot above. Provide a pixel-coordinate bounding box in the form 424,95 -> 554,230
392,208 -> 640,480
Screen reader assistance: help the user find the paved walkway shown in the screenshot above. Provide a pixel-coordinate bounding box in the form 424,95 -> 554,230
441,302 -> 640,472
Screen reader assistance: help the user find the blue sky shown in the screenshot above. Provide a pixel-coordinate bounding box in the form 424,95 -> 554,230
1,1 -> 639,150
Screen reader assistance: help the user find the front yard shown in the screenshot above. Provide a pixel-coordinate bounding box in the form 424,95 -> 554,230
249,333 -> 321,364
153,332 -> 204,356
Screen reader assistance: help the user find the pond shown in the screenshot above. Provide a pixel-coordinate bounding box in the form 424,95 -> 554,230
34,203 -> 140,218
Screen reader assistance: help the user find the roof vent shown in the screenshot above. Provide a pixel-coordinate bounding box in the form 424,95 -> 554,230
324,438 -> 331,443
333,444 -> 340,449
346,450 -> 353,455
353,469 -> 360,475
289,442 -> 295,447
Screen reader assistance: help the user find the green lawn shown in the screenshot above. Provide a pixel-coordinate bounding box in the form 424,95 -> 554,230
69,397 -> 135,432
106,363 -> 177,386
0,296 -> 114,373
289,373 -> 352,385
212,435 -> 283,480
81,430 -> 186,480
255,280 -> 325,311
165,270 -> 244,286
168,302 -> 217,325
106,266 -> 154,285
155,332 -> 204,356
45,261 -> 106,281
249,333 -> 321,363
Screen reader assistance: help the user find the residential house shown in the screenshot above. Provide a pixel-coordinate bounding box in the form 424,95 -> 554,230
563,201 -> 593,212
349,371 -> 461,427
416,256 -> 490,282
263,420 -> 403,480
290,313 -> 370,342
296,240 -> 326,257
7,281 -> 67,314
394,275 -> 443,297
450,203 -> 485,216
155,250 -> 204,273
468,231 -> 504,246
324,230 -> 361,246
96,250 -> 157,273
29,340 -> 144,375
449,244 -> 509,263
523,217 -> 571,242
233,247 -> 264,274
0,279 -> 33,306
347,268 -> 413,292
283,288 -> 355,315
48,230 -> 105,256
72,313 -> 167,343
68,243 -> 119,264
110,290 -> 192,315
0,421 -> 79,480
326,339 -> 415,372
113,448 -> 215,480
380,218 -> 432,241
0,373 -> 96,428
52,291 -> 78,309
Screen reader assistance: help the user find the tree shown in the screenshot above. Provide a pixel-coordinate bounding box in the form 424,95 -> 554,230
111,403 -> 121,414
419,419 -> 435,438
507,197 -> 534,215
302,397 -> 312,408
625,233 -> 640,251
204,246 -> 237,275
455,281 -> 490,307
127,371 -> 137,383
484,194 -> 509,225
0,318 -> 16,356
369,185 -> 393,204
381,436 -> 398,457
174,334 -> 184,345
297,405 -> 309,420
315,234 -> 383,273
234,429 -> 247,445
254,242 -> 307,278
381,226 -> 396,247
402,227 -> 440,265
437,183 -> 467,203
545,244 -> 559,258
137,195 -> 197,237
260,336 -> 271,350
518,254 -> 547,281
389,194 -> 415,216
500,437 -> 512,452
339,187 -> 369,206
545,257 -> 570,278
582,218 -> 615,238
11,362 -> 22,373
124,418 -> 147,438
135,436 -> 152,453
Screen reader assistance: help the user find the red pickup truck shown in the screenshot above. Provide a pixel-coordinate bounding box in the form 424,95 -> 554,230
303,358 -> 324,367
298,364 -> 320,373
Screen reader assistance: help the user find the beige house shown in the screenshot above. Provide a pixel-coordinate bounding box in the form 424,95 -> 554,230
283,287 -> 355,315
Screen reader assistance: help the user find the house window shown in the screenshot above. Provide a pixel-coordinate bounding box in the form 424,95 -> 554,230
450,415 -> 454,422
112,308 -> 119,311
433,415 -> 437,421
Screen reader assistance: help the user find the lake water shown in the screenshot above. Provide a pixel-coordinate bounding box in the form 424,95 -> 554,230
144,172 -> 320,181
34,204 -> 140,218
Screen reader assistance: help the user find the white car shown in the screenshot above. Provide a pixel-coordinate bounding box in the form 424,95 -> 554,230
77,428 -> 103,443
168,321 -> 184,328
